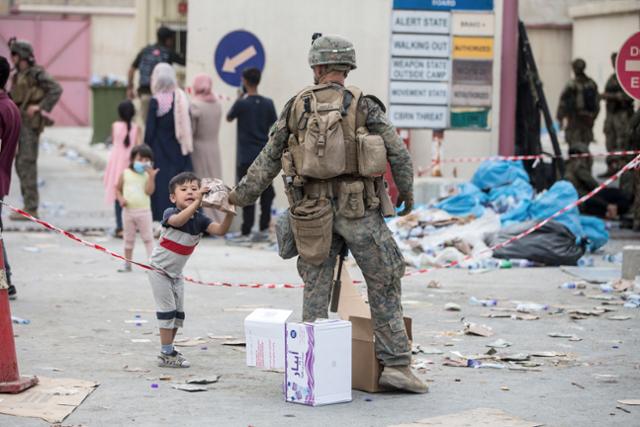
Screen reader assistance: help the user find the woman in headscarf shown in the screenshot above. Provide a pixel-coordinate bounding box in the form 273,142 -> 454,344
145,63 -> 193,221
190,74 -> 223,221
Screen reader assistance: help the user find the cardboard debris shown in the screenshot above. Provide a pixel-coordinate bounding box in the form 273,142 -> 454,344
593,374 -> 619,383
0,377 -> 98,423
587,294 -> 614,301
388,407 -> 543,427
122,365 -> 150,373
487,339 -> 511,348
607,315 -> 632,321
221,340 -> 246,347
464,322 -> 494,337
531,351 -> 566,358
337,267 -> 412,393
207,334 -> 236,340
618,399 -> 640,406
499,353 -> 530,362
427,280 -> 441,288
185,376 -> 220,385
412,345 -> 443,355
174,337 -> 208,347
172,384 -> 208,392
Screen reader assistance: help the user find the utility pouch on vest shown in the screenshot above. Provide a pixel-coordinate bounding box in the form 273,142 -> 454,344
282,150 -> 296,176
337,180 -> 365,219
356,128 -> 387,177
377,178 -> 396,218
289,198 -> 333,265
298,91 -> 347,179
275,214 -> 298,260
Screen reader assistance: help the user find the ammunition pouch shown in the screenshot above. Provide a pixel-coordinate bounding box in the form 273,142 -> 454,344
289,197 -> 333,266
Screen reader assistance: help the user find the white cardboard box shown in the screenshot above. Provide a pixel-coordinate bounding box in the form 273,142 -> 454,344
244,308 -> 293,369
285,319 -> 352,406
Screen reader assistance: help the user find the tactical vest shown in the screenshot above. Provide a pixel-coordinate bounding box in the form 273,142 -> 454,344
284,84 -> 387,183
10,67 -> 46,107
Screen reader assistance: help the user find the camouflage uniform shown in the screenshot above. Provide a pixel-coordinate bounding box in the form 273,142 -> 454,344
9,41 -> 62,213
628,110 -> 640,229
232,89 -> 413,366
557,73 -> 599,148
603,72 -> 634,174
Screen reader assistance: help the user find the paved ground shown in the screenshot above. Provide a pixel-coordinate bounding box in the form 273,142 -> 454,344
1,136 -> 639,427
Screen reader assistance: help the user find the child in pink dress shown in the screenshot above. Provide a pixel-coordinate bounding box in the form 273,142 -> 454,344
103,100 -> 140,237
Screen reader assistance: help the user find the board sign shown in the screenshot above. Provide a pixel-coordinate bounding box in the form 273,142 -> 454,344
391,34 -> 450,58
451,84 -> 492,107
390,81 -> 449,105
392,10 -> 450,34
214,30 -> 265,87
390,57 -> 450,81
452,36 -> 493,59
393,0 -> 493,11
452,12 -> 494,36
450,107 -> 490,129
389,105 -> 448,128
616,31 -> 640,100
452,59 -> 492,84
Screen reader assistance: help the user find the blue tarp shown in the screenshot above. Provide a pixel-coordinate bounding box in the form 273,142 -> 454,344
435,193 -> 485,218
580,215 -> 609,252
472,160 -> 530,191
528,181 -> 584,241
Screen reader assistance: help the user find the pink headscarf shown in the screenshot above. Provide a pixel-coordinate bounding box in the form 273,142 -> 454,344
193,74 -> 215,103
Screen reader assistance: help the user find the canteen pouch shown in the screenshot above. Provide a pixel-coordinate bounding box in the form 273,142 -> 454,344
357,130 -> 387,177
289,198 -> 334,265
275,214 -> 298,260
337,180 -> 366,219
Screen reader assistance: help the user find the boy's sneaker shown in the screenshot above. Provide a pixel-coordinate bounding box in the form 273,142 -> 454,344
157,350 -> 191,368
251,230 -> 270,243
117,262 -> 132,273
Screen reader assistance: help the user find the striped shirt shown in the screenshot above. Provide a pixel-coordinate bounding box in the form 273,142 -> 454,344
150,207 -> 212,277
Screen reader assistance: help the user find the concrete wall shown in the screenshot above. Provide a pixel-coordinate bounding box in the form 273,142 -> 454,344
526,26 -> 573,118
90,13 -> 137,79
570,1 -> 640,144
187,0 -> 505,207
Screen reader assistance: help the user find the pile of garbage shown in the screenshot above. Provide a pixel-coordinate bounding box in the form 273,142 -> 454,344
389,160 -> 609,269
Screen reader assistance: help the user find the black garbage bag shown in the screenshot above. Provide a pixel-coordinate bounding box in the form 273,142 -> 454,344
485,220 -> 585,266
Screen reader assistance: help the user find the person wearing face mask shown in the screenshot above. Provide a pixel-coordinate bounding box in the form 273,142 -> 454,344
116,144 -> 159,272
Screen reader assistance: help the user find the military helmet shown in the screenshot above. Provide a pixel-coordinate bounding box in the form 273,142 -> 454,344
308,34 -> 357,70
8,37 -> 34,61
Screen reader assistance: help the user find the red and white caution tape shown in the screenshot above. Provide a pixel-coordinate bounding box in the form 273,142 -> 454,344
418,150 -> 640,176
3,154 -> 638,287
406,153 -> 640,276
0,204 -> 303,289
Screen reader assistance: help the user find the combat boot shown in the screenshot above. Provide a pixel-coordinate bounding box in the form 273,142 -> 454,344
379,365 -> 428,394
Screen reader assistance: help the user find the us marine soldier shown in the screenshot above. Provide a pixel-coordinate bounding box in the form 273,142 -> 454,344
8,38 -> 62,219
557,58 -> 600,148
229,34 -> 427,393
601,53 -> 634,177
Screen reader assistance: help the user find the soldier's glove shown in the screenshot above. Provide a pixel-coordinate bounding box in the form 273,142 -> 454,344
396,193 -> 414,217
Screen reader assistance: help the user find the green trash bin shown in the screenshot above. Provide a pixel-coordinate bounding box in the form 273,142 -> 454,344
91,85 -> 127,144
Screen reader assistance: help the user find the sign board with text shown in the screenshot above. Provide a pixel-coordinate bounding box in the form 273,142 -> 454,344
389,3 -> 494,129
616,31 -> 640,100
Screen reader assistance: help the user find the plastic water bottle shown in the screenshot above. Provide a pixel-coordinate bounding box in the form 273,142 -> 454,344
466,261 -> 483,270
516,303 -> 549,312
512,259 -> 535,268
469,297 -> 498,307
560,282 -> 577,289
481,259 -> 501,269
623,294 -> 640,308
577,256 -> 594,267
602,253 -> 623,263
11,316 -> 30,325
500,260 -> 513,269
599,284 -> 614,293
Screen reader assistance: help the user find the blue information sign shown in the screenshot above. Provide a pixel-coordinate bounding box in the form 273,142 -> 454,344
393,0 -> 493,11
214,30 -> 265,87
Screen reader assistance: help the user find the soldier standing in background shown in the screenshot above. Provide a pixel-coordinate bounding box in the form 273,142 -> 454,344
229,34 -> 427,393
601,52 -> 634,178
557,58 -> 600,149
8,38 -> 62,220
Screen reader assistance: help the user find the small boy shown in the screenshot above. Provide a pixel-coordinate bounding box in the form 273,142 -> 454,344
148,172 -> 234,367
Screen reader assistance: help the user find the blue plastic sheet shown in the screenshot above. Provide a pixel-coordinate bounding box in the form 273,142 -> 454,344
489,178 -> 534,215
580,215 -> 609,252
529,181 -> 584,240
435,193 -> 485,218
471,160 -> 530,191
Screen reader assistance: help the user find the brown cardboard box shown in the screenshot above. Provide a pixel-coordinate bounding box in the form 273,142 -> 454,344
336,267 -> 413,393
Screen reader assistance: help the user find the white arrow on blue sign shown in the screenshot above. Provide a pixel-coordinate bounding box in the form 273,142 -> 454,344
214,30 -> 265,87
